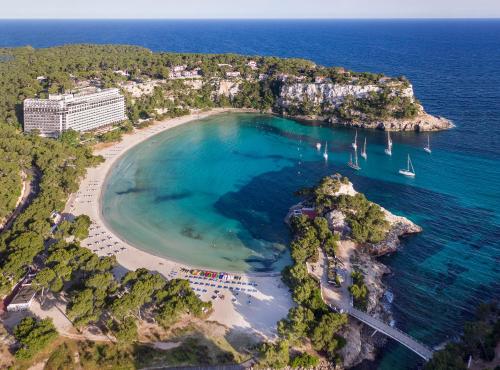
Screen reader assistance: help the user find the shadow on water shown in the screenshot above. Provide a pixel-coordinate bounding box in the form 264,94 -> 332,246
115,187 -> 148,196
214,158 -> 500,352
231,149 -> 293,163
155,191 -> 193,203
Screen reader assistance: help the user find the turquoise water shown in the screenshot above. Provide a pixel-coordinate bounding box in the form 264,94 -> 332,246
9,19 -> 499,368
103,112 -> 499,365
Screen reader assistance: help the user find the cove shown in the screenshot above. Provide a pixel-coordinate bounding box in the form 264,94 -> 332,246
102,112 -> 499,357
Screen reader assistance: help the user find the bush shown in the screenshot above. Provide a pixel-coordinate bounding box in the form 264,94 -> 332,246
45,343 -> 75,370
290,352 -> 319,368
258,340 -> 290,369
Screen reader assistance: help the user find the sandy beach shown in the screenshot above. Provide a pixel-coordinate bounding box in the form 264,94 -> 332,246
66,108 -> 293,339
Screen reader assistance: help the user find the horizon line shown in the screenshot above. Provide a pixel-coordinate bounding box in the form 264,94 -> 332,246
1,17 -> 500,20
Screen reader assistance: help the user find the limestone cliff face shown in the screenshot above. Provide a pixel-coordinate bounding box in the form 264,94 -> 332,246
279,82 -> 414,106
368,208 -> 422,256
278,82 -> 453,131
215,79 -> 240,98
324,180 -> 423,256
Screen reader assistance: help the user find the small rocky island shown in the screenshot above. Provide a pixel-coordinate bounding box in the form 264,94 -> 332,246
276,174 -> 422,368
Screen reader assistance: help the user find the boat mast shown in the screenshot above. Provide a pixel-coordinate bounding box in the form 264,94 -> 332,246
408,154 -> 415,173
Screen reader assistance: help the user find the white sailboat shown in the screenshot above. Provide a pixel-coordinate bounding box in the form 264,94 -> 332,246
316,142 -> 322,151
352,130 -> 358,151
361,137 -> 367,159
384,131 -> 393,156
348,148 -> 361,170
323,142 -> 328,160
424,135 -> 432,154
399,154 -> 416,177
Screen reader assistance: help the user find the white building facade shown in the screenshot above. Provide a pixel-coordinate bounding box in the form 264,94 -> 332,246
23,88 -> 126,137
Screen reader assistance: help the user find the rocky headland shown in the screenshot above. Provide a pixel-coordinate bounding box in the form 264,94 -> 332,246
286,175 -> 422,368
278,81 -> 453,131
331,179 -> 421,367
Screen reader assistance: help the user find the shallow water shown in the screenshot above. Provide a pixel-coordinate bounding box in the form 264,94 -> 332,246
102,111 -> 499,365
3,19 -> 500,368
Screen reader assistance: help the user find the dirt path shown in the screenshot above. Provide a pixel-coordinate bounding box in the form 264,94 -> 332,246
0,167 -> 40,232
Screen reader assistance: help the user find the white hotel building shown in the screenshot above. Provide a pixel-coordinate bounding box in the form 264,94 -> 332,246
23,88 -> 126,137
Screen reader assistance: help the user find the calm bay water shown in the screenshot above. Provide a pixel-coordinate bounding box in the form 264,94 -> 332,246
2,19 -> 499,369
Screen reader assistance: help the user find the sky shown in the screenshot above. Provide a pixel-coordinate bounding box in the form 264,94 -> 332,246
1,0 -> 499,19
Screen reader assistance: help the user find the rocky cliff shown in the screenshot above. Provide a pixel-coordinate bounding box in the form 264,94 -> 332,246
328,112 -> 453,132
368,208 -> 422,256
278,82 -> 453,131
318,177 -> 421,367
279,82 -> 414,105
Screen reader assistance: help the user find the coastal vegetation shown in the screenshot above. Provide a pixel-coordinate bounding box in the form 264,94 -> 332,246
4,330 -> 244,370
0,44 -> 422,136
259,210 -> 348,367
337,88 -> 420,122
0,123 -> 103,295
259,176 -> 355,368
2,197 -> 214,366
0,126 -> 23,222
425,302 -> 499,370
348,270 -> 369,311
0,120 -> 212,368
13,317 -> 58,359
259,174 -> 394,368
33,216 -> 211,338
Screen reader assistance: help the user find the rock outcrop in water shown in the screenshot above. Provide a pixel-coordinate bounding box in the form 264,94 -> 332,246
328,111 -> 453,132
368,208 -> 422,256
321,179 -> 422,256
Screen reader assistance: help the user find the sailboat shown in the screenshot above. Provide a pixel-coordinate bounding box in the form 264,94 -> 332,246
323,142 -> 328,160
348,148 -> 361,170
424,135 -> 432,154
361,137 -> 367,159
352,130 -> 358,151
316,142 -> 322,151
399,154 -> 416,177
384,132 -> 393,156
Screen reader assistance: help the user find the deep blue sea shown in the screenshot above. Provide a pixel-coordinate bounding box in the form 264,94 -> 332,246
1,19 -> 499,369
